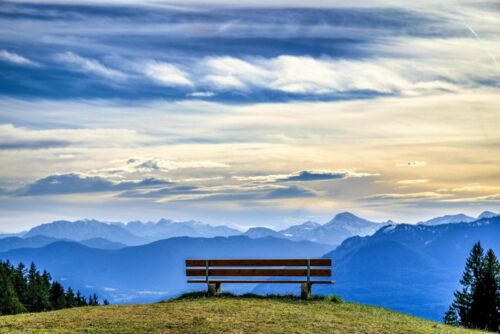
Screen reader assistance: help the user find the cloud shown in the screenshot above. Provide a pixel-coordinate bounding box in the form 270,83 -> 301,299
127,158 -> 230,172
119,185 -> 202,198
0,124 -> 153,151
281,170 -> 376,182
2,3 -> 499,100
142,61 -> 193,87
235,169 -> 377,183
397,179 -> 429,185
16,173 -> 171,196
442,194 -> 500,203
451,183 -> 500,193
0,139 -> 70,150
198,55 -> 412,94
164,184 -> 317,202
187,91 -> 216,97
0,49 -> 37,66
281,170 -> 347,181
264,185 -> 316,199
363,192 -> 449,201
55,52 -> 127,80
0,124 -> 72,151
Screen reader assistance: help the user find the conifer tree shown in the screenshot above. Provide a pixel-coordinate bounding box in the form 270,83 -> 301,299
0,263 -> 25,315
49,282 -> 67,310
65,287 -> 76,308
443,305 -> 459,326
25,262 -> 51,312
477,249 -> 500,331
88,293 -> 99,306
12,263 -> 27,305
75,290 -> 87,306
445,242 -> 500,331
0,260 -> 99,315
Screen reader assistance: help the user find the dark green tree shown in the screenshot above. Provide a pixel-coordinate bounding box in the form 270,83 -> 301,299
49,282 -> 67,310
12,263 -> 27,305
443,305 -> 459,326
475,249 -> 500,331
0,263 -> 25,315
88,293 -> 99,306
445,242 -> 500,331
75,290 -> 87,307
65,287 -> 76,308
0,260 -> 98,315
25,262 -> 51,312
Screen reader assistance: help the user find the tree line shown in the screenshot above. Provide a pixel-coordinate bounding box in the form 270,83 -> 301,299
444,241 -> 500,332
0,261 -> 108,315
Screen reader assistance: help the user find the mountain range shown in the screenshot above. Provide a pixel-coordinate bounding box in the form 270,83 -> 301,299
3,211 -> 496,248
0,210 -> 498,322
254,214 -> 500,321
244,212 -> 390,245
0,236 -> 331,303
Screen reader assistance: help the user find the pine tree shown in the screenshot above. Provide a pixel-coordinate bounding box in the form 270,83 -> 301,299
49,282 -> 67,310
0,260 -> 99,315
75,290 -> 87,306
0,263 -> 25,315
88,293 -> 99,306
445,242 -> 500,331
477,249 -> 499,331
12,263 -> 27,305
25,262 -> 51,312
65,287 -> 76,308
443,305 -> 459,326
453,242 -> 484,327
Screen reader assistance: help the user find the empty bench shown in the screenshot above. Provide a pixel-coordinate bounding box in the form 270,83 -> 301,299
185,258 -> 333,299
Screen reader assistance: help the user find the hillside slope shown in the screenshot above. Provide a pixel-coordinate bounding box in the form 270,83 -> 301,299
0,297 -> 480,334
254,216 -> 500,321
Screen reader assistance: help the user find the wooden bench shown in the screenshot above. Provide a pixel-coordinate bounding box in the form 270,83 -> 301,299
185,258 -> 333,299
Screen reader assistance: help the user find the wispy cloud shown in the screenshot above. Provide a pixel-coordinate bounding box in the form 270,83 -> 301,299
0,49 -> 37,66
55,52 -> 127,80
0,124 -> 153,151
126,157 -> 230,172
142,61 -> 193,87
264,185 -> 316,199
16,173 -> 171,196
363,192 -> 450,201
235,169 -> 377,183
397,179 -> 429,185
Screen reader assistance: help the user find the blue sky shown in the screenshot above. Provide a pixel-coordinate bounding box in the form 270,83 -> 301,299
0,0 -> 499,231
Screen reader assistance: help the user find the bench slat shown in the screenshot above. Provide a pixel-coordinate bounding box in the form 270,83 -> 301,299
185,259 -> 331,267
187,279 -> 333,284
186,268 -> 331,277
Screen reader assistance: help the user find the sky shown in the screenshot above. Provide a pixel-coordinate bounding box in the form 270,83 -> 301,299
0,0 -> 499,232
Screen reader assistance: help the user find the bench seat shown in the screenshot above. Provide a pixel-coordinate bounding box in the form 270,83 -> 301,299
188,279 -> 333,284
185,258 -> 334,299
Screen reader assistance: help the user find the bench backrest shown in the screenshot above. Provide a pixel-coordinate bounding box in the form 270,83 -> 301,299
185,259 -> 332,280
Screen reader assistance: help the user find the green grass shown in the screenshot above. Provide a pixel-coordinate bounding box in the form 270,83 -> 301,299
0,293 -> 483,334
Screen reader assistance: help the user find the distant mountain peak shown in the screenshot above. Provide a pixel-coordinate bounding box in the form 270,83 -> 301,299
243,227 -> 284,239
419,213 -> 475,226
478,211 -> 498,219
326,212 -> 375,226
301,221 -> 321,229
334,212 -> 359,220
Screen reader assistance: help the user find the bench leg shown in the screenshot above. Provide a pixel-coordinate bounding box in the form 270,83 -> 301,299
301,283 -> 312,300
207,282 -> 221,296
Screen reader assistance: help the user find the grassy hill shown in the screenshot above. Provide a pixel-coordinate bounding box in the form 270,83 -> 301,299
0,295 -> 482,334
